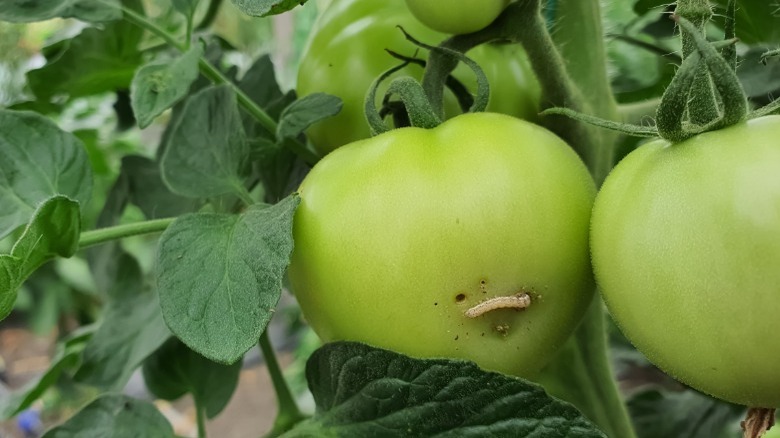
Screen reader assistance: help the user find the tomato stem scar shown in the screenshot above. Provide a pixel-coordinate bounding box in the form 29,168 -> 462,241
464,293 -> 532,318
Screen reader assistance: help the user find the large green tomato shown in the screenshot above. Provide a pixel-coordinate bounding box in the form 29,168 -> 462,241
591,116 -> 780,407
297,0 -> 540,155
405,0 -> 509,34
288,112 -> 596,377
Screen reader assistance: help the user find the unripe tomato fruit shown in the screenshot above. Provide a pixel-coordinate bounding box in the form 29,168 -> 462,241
297,0 -> 540,155
591,116 -> 780,407
405,0 -> 509,34
288,113 -> 596,377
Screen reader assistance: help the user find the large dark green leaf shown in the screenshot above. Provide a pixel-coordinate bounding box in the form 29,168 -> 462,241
142,338 -> 241,418
130,44 -> 203,128
75,253 -> 170,390
156,194 -> 299,363
42,394 -> 175,438
231,0 -> 308,17
161,85 -> 250,199
0,0 -> 121,23
0,110 -> 92,239
27,15 -> 143,101
284,342 -> 607,437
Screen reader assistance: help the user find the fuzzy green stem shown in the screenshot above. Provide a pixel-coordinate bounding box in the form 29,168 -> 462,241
675,0 -> 719,126
78,218 -> 175,249
259,332 -> 307,436
196,404 -> 208,438
542,1 -> 636,437
119,5 -> 319,165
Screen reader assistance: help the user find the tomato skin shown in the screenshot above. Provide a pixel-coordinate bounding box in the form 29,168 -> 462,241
591,116 -> 780,407
288,112 -> 596,377
297,0 -> 540,155
405,0 -> 509,34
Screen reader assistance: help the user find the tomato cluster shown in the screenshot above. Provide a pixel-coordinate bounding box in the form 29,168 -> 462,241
292,0 -> 780,409
297,0 -> 540,155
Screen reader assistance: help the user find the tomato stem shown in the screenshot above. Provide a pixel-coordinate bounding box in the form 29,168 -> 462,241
259,331 -> 307,436
78,218 -> 175,250
741,408 -> 776,438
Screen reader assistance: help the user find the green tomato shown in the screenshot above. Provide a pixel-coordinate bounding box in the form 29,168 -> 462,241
591,116 -> 780,407
405,0 -> 509,34
288,112 -> 596,377
297,0 -> 540,155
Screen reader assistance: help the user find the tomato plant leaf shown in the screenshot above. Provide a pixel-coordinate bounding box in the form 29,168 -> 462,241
628,387 -> 745,438
75,253 -> 170,390
284,342 -> 607,437
0,256 -> 20,322
230,0 -> 308,17
161,85 -> 251,199
0,0 -> 121,23
156,194 -> 300,364
123,156 -> 203,219
131,44 -> 203,129
0,327 -> 93,420
276,93 -> 343,142
239,54 -> 284,115
0,196 -> 81,321
11,196 -> 81,279
26,17 -> 143,101
41,394 -> 175,437
0,110 -> 92,240
142,338 -> 241,418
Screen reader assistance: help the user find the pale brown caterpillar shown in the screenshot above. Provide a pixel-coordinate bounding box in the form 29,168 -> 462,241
464,293 -> 532,318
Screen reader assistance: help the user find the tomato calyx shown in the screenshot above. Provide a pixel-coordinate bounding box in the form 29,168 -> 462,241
364,26 -> 490,136
542,4 -> 780,144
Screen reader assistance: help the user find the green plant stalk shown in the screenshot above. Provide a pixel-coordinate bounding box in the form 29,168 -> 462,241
78,218 -> 175,249
120,6 -> 319,166
259,331 -> 307,436
675,0 -> 719,126
196,404 -> 207,438
540,1 -> 636,437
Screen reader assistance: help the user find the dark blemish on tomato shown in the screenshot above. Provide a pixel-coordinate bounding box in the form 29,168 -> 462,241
455,293 -> 466,302
434,302 -> 438,306
454,335 -> 459,341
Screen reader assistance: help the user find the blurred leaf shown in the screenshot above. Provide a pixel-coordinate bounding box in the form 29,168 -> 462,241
231,0 -> 309,17
123,156 -> 202,219
27,16 -> 143,101
161,85 -> 250,199
131,44 -> 203,128
239,54 -> 284,114
172,0 -> 200,17
142,338 -> 241,418
156,194 -> 299,363
0,110 -> 92,240
0,327 -> 93,420
0,0 -> 121,23
277,93 -> 343,141
75,253 -> 170,390
738,47 -> 780,98
284,342 -> 607,437
628,387 -> 745,438
41,394 -> 175,438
